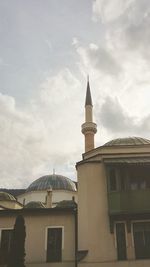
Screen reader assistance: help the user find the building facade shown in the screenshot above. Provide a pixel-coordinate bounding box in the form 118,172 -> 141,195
17,174 -> 77,207
0,208 -> 76,267
77,81 -> 150,266
1,81 -> 150,267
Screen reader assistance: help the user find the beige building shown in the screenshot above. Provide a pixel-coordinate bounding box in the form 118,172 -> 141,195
17,174 -> 77,207
1,80 -> 150,267
77,80 -> 150,266
0,208 -> 76,267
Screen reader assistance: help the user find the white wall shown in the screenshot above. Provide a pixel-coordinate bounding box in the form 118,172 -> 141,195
17,190 -> 77,207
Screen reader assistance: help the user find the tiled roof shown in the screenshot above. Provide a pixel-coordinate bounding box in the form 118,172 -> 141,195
24,201 -> 46,209
27,174 -> 76,192
103,137 -> 150,147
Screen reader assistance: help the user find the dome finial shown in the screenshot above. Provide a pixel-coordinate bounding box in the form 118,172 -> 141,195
53,168 -> 55,175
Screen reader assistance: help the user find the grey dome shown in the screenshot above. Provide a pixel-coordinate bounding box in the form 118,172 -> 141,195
0,191 -> 16,201
27,174 -> 76,192
24,201 -> 46,209
103,137 -> 150,147
56,200 -> 77,209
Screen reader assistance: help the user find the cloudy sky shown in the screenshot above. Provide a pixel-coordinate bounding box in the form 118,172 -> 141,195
1,0 -> 150,188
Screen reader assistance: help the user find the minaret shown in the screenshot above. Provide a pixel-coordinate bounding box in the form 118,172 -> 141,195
81,79 -> 97,152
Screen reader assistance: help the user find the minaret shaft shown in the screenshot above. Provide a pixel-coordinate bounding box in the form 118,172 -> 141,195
82,81 -> 97,152
85,105 -> 93,122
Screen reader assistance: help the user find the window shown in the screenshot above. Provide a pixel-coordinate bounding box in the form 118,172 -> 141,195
46,227 -> 62,262
116,223 -> 127,260
130,177 -> 147,190
0,229 -> 13,264
133,222 -> 150,259
119,168 -> 127,191
128,166 -> 150,191
109,169 -> 117,191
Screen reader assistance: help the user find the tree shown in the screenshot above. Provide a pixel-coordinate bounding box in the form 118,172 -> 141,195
7,214 -> 26,267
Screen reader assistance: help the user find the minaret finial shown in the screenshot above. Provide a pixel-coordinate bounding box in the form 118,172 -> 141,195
81,80 -> 97,152
85,77 -> 93,106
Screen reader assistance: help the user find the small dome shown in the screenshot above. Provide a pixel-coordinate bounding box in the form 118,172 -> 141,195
103,137 -> 150,147
56,200 -> 77,209
0,191 -> 16,201
27,174 -> 77,192
24,201 -> 46,209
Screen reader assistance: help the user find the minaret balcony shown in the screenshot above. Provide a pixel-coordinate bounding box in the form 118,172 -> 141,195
81,122 -> 97,134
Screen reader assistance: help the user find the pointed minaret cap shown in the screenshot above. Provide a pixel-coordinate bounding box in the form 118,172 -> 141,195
82,78 -> 97,152
85,77 -> 93,106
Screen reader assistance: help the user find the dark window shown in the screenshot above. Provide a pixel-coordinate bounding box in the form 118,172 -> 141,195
133,222 -> 150,259
128,166 -> 150,191
46,228 -> 62,262
116,223 -> 127,260
120,176 -> 126,191
109,169 -> 117,191
0,229 -> 13,264
130,177 -> 139,190
129,177 -> 147,190
119,168 -> 127,191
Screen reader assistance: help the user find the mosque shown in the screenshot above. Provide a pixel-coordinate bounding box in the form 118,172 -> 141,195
1,81 -> 150,267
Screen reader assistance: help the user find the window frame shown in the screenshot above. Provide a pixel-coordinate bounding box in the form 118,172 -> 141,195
108,168 -> 118,192
0,228 -> 13,265
0,227 -> 13,245
131,220 -> 150,259
45,226 -> 64,262
114,221 -> 127,261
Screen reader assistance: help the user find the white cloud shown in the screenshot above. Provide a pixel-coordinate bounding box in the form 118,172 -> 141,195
93,0 -> 150,60
72,1 -> 150,145
2,0 -> 150,189
97,96 -> 150,138
0,70 -> 83,188
92,0 -> 134,23
76,43 -> 122,76
72,37 -> 79,46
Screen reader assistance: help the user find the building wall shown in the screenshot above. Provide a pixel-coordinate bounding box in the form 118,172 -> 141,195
83,145 -> 150,160
77,144 -> 150,266
77,161 -> 116,263
78,259 -> 150,267
17,190 -> 77,206
0,212 -> 75,267
26,263 -> 74,267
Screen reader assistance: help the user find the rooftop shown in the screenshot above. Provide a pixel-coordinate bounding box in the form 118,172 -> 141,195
103,137 -> 150,147
27,174 -> 77,192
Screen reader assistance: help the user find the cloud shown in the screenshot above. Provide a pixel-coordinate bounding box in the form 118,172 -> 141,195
97,96 -> 150,137
0,93 -> 50,188
0,69 -> 83,188
72,37 -> 79,46
93,0 -> 150,60
2,0 -> 150,189
76,43 -> 122,76
0,57 -> 10,67
92,0 -> 134,23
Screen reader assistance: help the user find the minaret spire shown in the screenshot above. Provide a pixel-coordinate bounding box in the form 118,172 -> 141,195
85,77 -> 93,106
81,78 -> 97,152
